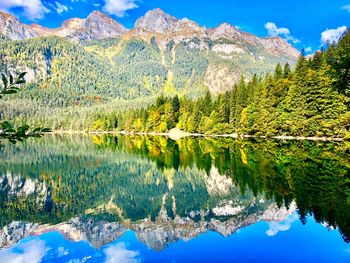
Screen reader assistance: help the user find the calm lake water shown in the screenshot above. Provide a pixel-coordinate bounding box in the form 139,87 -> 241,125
0,135 -> 349,262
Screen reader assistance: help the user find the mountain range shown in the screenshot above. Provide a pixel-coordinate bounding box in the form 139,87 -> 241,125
0,9 -> 299,59
0,8 -> 300,123
0,203 -> 295,251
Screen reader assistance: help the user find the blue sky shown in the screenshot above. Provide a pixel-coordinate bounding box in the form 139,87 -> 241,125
0,0 -> 349,53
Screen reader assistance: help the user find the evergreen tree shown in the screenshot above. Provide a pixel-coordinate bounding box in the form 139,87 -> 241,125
274,63 -> 283,80
283,63 -> 291,78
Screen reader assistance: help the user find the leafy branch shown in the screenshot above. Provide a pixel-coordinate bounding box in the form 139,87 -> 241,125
0,72 -> 51,144
0,72 -> 26,98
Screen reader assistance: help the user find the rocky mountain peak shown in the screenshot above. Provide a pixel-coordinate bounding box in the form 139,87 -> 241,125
84,10 -> 127,38
259,36 -> 300,59
0,11 -> 14,19
217,23 -> 239,32
150,8 -> 170,16
208,23 -> 243,41
89,10 -> 107,17
61,18 -> 85,30
135,8 -> 178,34
87,10 -> 117,24
0,11 -> 38,40
174,18 -> 205,33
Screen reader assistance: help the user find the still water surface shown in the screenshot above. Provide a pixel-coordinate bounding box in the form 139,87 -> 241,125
0,135 -> 349,262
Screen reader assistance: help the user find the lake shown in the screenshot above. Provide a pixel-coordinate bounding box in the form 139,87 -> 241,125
0,135 -> 349,262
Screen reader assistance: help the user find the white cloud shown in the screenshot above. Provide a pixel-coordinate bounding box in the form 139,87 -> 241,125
104,242 -> 140,263
266,213 -> 298,237
53,2 -> 69,14
321,26 -> 347,44
341,4 -> 350,12
0,239 -> 48,263
103,0 -> 139,17
304,46 -> 312,53
0,0 -> 49,20
265,22 -> 300,44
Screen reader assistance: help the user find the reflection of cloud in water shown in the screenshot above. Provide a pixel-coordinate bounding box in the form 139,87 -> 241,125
105,242 -> 140,263
56,246 -> 69,258
266,213 -> 299,237
0,239 -> 47,263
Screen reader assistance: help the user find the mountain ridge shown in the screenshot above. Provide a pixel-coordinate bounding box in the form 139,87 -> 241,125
0,11 -> 38,40
0,8 -> 299,59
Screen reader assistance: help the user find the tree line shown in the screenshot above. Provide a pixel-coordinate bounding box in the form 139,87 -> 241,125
111,31 -> 350,138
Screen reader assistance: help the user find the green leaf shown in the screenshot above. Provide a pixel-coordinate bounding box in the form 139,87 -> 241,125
1,74 -> 7,88
15,79 -> 25,84
18,72 -> 27,79
9,74 -> 13,85
2,89 -> 17,95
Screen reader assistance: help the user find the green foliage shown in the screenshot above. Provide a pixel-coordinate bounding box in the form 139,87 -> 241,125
115,31 -> 350,138
0,72 -> 51,145
0,72 -> 26,98
0,33 -> 299,127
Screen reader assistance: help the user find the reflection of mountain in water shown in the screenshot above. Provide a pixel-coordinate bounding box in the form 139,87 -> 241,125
0,196 -> 295,250
0,135 -> 349,249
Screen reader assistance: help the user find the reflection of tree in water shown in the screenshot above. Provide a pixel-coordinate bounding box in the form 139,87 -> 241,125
0,135 -> 349,243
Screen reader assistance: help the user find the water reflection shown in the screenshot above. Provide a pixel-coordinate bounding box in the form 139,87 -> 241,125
0,135 -> 349,254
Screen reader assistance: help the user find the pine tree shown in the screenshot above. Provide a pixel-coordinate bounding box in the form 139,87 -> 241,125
274,63 -> 283,80
283,63 -> 291,78
203,90 -> 212,116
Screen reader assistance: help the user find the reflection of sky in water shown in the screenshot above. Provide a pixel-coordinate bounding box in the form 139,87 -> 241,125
1,215 -> 349,263
266,214 -> 299,237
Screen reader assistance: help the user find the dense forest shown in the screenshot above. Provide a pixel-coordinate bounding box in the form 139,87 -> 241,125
112,31 -> 350,138
0,30 -> 297,130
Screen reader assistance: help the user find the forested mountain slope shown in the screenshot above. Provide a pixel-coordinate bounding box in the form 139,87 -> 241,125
0,9 -> 299,125
115,31 -> 350,138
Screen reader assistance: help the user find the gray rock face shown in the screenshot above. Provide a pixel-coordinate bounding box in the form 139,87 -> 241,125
134,8 -> 206,36
208,22 -> 300,60
0,196 -> 296,251
0,219 -> 126,249
38,218 -> 126,248
259,36 -> 300,60
68,11 -> 127,41
0,11 -> 38,40
85,11 -> 127,38
135,8 -> 178,34
0,221 -> 38,248
208,23 -> 244,42
133,8 -> 207,49
134,202 -> 296,250
30,11 -> 127,41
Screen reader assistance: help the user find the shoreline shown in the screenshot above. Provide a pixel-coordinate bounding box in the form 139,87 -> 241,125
51,129 -> 345,142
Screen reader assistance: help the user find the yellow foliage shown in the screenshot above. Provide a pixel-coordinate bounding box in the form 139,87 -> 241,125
92,119 -> 105,131
240,145 -> 248,165
92,135 -> 104,145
